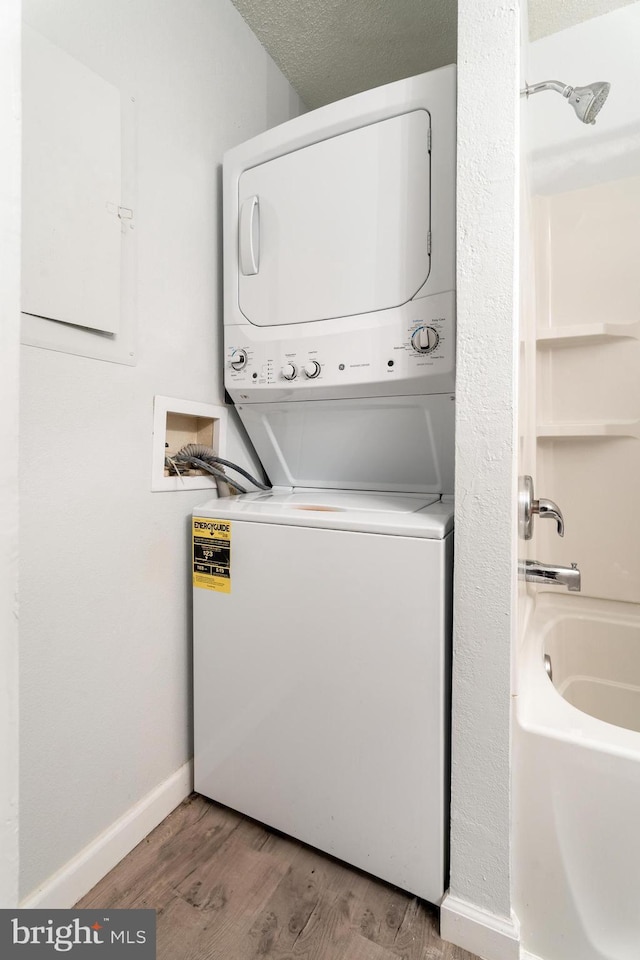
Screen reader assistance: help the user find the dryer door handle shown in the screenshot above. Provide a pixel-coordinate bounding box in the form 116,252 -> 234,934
239,195 -> 260,276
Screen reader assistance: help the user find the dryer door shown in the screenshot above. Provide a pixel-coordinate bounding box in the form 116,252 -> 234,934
238,110 -> 431,328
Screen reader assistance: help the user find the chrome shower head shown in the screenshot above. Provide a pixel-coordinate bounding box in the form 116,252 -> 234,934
521,79 -> 611,125
566,82 -> 611,125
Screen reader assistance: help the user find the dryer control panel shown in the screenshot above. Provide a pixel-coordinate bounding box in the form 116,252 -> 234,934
225,293 -> 455,404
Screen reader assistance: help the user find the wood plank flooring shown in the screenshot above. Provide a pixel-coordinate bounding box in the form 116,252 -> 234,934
77,794 -> 479,960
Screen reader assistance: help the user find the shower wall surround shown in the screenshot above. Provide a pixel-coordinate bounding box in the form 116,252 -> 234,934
515,9 -> 640,960
534,173 -> 640,603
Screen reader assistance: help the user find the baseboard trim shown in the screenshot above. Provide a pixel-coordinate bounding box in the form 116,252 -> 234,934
440,892 -> 520,960
20,761 -> 193,909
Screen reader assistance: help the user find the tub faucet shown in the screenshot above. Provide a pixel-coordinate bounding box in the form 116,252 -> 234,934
519,559 -> 581,592
519,476 -> 565,539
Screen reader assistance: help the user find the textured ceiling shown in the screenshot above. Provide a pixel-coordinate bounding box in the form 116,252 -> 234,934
230,0 -> 637,109
229,0 -> 457,109
528,0 -> 638,40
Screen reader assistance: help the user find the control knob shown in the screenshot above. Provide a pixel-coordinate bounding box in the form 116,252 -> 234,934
303,361 -> 321,379
411,326 -> 439,354
282,362 -> 297,381
230,349 -> 248,371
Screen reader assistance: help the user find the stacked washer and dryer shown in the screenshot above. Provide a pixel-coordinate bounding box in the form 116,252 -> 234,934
193,65 -> 456,905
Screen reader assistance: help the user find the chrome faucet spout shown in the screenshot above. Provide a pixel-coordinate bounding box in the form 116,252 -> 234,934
519,559 -> 581,592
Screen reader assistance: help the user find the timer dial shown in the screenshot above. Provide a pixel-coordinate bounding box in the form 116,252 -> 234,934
411,326 -> 439,354
230,349 -> 248,370
303,361 -> 321,379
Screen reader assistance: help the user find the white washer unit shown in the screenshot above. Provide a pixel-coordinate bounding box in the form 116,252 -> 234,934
193,65 -> 456,904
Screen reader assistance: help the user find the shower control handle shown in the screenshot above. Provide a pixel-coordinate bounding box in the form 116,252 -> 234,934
535,498 -> 565,537
519,475 -> 565,539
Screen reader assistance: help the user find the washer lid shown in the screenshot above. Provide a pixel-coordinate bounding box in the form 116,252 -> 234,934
235,393 -> 455,496
194,489 -> 453,539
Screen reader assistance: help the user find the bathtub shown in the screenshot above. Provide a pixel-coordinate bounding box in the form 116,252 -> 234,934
515,593 -> 640,960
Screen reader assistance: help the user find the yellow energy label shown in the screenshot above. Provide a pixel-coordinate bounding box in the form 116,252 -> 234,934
192,517 -> 231,593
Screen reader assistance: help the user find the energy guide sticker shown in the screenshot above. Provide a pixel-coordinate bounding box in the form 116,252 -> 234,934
192,518 -> 231,593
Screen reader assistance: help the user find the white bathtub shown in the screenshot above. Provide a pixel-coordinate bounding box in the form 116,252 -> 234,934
515,593 -> 640,960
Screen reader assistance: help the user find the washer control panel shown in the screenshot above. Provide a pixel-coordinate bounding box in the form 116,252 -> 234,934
225,292 -> 455,402
280,360 -> 324,381
303,360 -> 322,379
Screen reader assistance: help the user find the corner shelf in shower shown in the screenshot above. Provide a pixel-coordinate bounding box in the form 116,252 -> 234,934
537,420 -> 640,441
536,321 -> 640,346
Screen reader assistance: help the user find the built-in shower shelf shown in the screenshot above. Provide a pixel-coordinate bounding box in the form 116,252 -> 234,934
537,420 -> 640,440
537,321 -> 640,346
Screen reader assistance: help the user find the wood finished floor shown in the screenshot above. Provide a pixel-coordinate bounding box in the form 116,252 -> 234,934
77,794 -> 479,960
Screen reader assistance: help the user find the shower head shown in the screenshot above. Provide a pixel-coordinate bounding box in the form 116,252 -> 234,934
521,79 -> 611,125
566,82 -> 611,125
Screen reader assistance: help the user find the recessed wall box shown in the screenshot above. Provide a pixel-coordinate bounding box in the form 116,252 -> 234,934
152,396 -> 227,492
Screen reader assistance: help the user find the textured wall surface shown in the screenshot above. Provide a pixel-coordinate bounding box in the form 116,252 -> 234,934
0,0 -> 21,911
19,0 -> 302,899
449,0 -> 520,922
230,0 -> 457,107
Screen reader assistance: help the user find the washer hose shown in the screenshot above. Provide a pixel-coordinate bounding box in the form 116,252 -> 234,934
166,444 -> 270,495
186,457 -> 247,494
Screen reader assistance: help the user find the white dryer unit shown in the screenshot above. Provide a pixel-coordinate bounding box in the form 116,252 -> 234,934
223,64 -> 456,494
194,66 -> 456,904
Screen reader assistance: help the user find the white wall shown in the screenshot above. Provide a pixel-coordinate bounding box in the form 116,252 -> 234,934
0,0 -> 21,911
441,0 -> 521,956
19,0 -> 303,901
